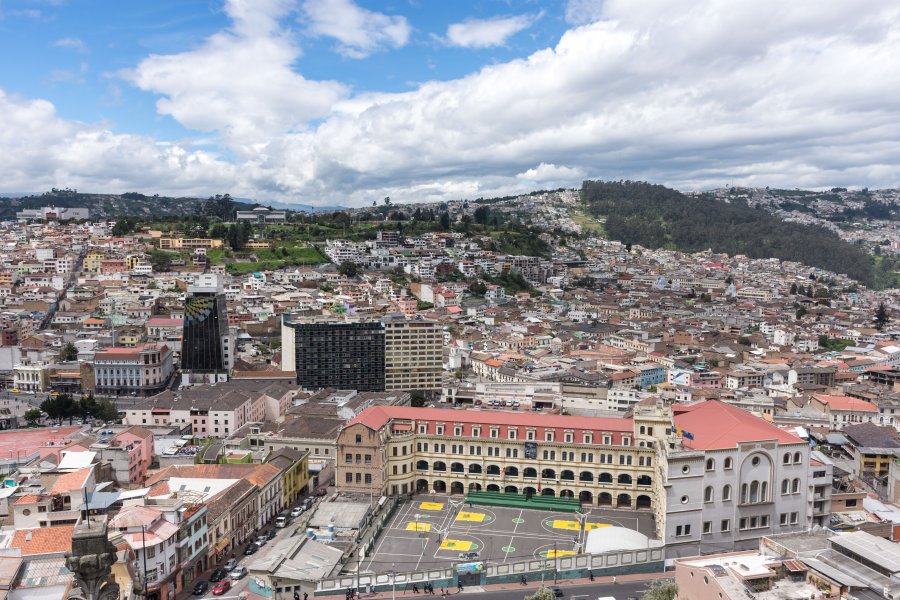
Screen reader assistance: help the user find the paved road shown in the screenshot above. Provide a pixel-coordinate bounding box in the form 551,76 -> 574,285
471,579 -> 666,600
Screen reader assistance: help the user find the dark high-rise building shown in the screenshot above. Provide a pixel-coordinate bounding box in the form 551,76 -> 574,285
282,315 -> 385,391
181,274 -> 232,385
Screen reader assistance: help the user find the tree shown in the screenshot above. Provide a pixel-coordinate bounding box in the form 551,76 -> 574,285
738,336 -> 751,346
24,408 -> 42,427
639,582 -> 677,600
78,395 -> 99,420
147,249 -> 173,272
469,281 -> 487,296
41,393 -> 77,425
383,196 -> 391,207
59,342 -> 78,362
876,302 -> 890,330
410,390 -> 426,408
94,398 -> 121,423
796,307 -> 807,320
790,282 -> 798,294
338,261 -> 359,278
439,211 -> 451,231
524,588 -> 554,600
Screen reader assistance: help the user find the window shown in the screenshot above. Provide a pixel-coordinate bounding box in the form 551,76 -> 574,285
419,425 -> 426,434
739,517 -> 747,530
703,521 -> 712,535
356,434 -> 362,443
345,453 -> 353,464
845,498 -> 858,508
790,512 -> 798,525
721,519 -> 730,532
508,429 -> 517,440
437,426 -> 444,435
751,456 -> 760,466
760,515 -> 769,527
583,434 -> 592,444
794,452 -> 802,464
783,452 -> 791,465
705,458 -> 715,471
781,479 -> 789,495
365,454 -> 372,464
722,485 -> 732,501
364,474 -> 372,484
545,431 -> 554,442
780,513 -> 787,526
526,431 -> 534,441
681,495 -> 689,504
704,486 -> 714,503
355,473 -> 361,483
682,465 -> 690,474
356,454 -> 362,463
603,436 -> 611,445
455,427 -> 462,436
490,428 -> 498,438
792,478 -> 800,494
345,473 -> 353,483
472,427 -> 480,437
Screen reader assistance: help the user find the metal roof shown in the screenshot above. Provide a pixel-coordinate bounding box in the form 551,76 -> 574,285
831,531 -> 900,574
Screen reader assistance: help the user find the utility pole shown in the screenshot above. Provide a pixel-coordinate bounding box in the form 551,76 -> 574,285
141,524 -> 149,600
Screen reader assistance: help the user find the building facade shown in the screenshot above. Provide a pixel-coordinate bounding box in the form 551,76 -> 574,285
181,274 -> 232,385
282,315 -> 385,391
384,317 -> 443,391
93,345 -> 174,397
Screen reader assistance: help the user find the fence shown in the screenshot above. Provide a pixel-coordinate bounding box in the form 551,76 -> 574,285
316,547 -> 665,596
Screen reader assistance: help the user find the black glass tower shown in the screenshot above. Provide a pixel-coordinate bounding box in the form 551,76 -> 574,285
181,275 -> 229,384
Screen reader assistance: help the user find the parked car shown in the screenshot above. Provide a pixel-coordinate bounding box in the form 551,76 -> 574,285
275,515 -> 289,528
209,568 -> 228,583
223,558 -> 238,572
212,579 -> 231,596
290,507 -> 303,518
255,535 -> 268,547
244,543 -> 259,556
303,498 -> 314,509
230,566 -> 248,580
548,586 -> 563,597
192,581 -> 209,595
265,528 -> 276,540
458,551 -> 479,560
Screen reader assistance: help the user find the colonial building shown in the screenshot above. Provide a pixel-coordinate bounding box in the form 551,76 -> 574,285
93,345 -> 173,397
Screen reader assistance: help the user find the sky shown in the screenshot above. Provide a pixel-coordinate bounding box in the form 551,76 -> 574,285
2,0 -> 900,207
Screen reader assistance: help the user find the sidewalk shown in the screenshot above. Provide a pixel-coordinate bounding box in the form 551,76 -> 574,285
355,571 -> 673,599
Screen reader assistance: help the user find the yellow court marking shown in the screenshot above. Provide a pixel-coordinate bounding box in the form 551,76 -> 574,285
456,511 -> 487,522
545,550 -> 576,558
406,522 -> 431,532
440,539 -> 475,551
550,520 -> 580,530
586,523 -> 612,530
420,502 -> 444,511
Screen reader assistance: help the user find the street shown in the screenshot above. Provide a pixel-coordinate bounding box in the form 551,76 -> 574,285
470,579 -> 667,600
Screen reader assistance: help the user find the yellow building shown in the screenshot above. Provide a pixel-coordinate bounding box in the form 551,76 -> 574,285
158,237 -> 223,250
267,448 -> 310,507
84,251 -> 106,272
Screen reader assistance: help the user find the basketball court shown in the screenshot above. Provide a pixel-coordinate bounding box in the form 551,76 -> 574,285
360,494 -> 654,576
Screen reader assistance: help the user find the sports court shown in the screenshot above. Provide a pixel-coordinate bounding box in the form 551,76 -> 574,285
360,494 -> 654,575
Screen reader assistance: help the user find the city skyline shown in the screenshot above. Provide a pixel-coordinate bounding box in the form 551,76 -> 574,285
2,0 -> 900,205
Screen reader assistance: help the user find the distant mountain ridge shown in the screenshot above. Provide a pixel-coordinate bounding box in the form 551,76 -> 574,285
0,190 -> 343,219
581,180 -> 878,287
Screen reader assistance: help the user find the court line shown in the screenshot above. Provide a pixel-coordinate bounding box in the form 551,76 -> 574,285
503,509 -> 524,562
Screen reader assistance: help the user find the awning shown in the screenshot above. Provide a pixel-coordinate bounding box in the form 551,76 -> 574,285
214,537 -> 231,552
783,560 -> 807,572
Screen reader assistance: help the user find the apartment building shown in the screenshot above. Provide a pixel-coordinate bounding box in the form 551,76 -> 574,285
125,379 -> 293,438
336,406 -> 657,510
158,237 -> 223,250
93,344 -> 174,397
384,317 -> 443,391
282,315 -> 385,391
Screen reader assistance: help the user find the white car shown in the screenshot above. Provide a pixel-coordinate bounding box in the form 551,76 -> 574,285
290,507 -> 303,518
230,566 -> 248,580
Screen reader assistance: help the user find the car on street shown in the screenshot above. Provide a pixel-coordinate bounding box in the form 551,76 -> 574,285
255,535 -> 268,547
458,552 -> 479,560
192,581 -> 209,595
290,507 -> 303,518
230,566 -> 248,580
276,514 -> 289,527
10,389 -> 19,394
244,543 -> 259,555
212,579 -> 231,596
223,558 -> 238,571
265,528 -> 276,540
548,586 -> 563,597
209,568 -> 228,583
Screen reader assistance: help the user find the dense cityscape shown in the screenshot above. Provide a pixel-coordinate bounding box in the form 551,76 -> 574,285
0,186 -> 894,600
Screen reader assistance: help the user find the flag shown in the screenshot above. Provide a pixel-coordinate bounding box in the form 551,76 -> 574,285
538,481 -> 541,492
684,431 -> 694,440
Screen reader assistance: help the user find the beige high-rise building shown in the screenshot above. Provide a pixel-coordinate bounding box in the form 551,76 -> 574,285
384,317 -> 443,391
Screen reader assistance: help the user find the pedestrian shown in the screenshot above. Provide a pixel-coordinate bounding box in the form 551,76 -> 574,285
294,592 -> 300,600
521,575 -> 527,586
457,582 -> 463,593
613,576 -> 617,585
413,585 -> 419,594
441,592 -> 446,600
304,593 -> 309,600
589,571 -> 594,582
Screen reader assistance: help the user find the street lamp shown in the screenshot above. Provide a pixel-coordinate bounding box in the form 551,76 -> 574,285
390,565 -> 396,600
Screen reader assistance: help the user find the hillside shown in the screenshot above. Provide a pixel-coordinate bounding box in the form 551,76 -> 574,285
581,180 -> 877,287
0,190 -> 256,220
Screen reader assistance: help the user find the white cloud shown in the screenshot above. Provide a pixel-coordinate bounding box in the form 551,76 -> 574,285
123,0 -> 347,148
54,37 -> 88,54
14,0 -> 900,206
0,89 -> 239,196
445,14 -> 538,49
564,0 -> 605,25
517,163 -> 584,182
300,0 -> 410,58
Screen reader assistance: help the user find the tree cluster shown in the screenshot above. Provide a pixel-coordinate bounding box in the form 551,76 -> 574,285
582,180 -> 876,287
40,394 -> 120,425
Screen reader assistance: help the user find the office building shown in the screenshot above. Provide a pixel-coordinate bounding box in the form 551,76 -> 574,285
181,274 -> 233,385
384,317 -> 443,391
282,315 -> 385,391
93,345 -> 174,397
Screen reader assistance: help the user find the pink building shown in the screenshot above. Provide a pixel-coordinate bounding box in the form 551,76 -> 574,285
92,426 -> 154,486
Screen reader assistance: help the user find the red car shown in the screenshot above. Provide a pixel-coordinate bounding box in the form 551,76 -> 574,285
212,579 -> 231,596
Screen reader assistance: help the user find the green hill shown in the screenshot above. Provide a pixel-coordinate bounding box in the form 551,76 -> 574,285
581,180 -> 876,287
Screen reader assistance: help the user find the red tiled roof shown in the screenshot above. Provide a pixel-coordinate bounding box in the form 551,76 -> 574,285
675,400 -> 804,450
347,406 -> 633,442
14,494 -> 43,505
11,525 -> 75,556
50,466 -> 93,494
813,395 -> 878,412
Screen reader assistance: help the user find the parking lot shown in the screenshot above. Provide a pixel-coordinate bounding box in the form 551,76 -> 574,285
360,495 -> 654,576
